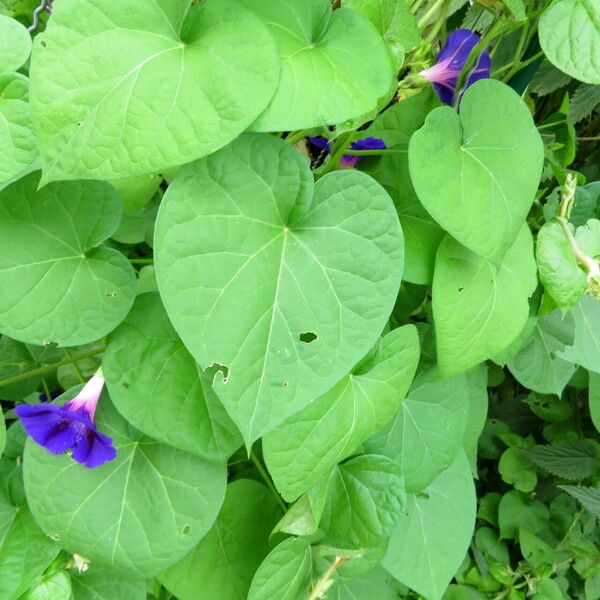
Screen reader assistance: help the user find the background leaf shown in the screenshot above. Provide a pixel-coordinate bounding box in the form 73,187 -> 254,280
161,479 -> 281,600
558,296 -> 600,374
104,292 -> 241,461
238,0 -> 395,130
0,173 -> 136,347
433,225 -> 537,375
539,0 -> 600,84
0,14 -> 31,72
24,394 -> 226,578
382,451 -> 476,600
264,325 -> 419,501
30,0 -> 280,181
525,441 -> 599,480
70,569 -> 145,600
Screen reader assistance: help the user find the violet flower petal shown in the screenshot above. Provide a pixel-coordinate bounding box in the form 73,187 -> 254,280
71,430 -> 116,469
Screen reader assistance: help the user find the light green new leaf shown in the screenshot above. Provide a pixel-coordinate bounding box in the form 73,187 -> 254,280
263,325 -> 419,501
23,571 -> 71,600
23,395 -> 226,579
111,175 -> 162,215
433,225 -> 538,376
345,0 -> 420,67
155,134 -> 403,445
30,0 -> 280,182
383,452 -> 476,600
0,461 -> 59,600
71,570 -> 145,600
536,222 -> 587,308
558,296 -> 600,373
0,173 -> 136,347
410,79 -> 543,263
247,537 -> 313,600
362,88 -> 444,285
575,218 -> 600,257
104,293 -> 241,461
237,0 -> 395,130
539,0 -> 600,84
365,367 -> 470,493
0,15 -> 31,73
161,479 -> 280,600
507,310 -> 577,396
0,74 -> 38,187
320,454 -> 405,549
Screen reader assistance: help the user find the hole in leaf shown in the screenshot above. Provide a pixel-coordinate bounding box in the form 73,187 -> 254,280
207,362 -> 229,385
299,332 -> 318,344
105,290 -> 117,297
122,382 -> 130,389
283,381 -> 288,388
182,524 -> 191,535
458,287 -> 464,292
40,41 -> 47,48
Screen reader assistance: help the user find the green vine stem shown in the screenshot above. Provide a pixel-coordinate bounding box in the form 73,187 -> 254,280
249,451 -> 287,514
307,556 -> 349,600
0,347 -> 105,387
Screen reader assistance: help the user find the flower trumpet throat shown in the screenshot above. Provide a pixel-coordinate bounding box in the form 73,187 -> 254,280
420,28 -> 491,105
14,369 -> 116,469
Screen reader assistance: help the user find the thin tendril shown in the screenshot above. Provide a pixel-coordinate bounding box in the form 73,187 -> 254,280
28,0 -> 52,34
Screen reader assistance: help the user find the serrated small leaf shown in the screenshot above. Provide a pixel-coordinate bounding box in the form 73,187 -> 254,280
570,84 -> 600,123
525,441 -> 599,480
559,485 -> 600,517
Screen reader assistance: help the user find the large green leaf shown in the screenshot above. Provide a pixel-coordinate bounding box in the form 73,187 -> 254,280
0,461 -> 59,600
70,570 -> 145,600
409,79 -> 543,263
558,296 -> 600,373
247,537 -> 313,600
263,325 -> 419,501
364,367 -> 470,492
0,173 -> 136,347
103,293 -> 241,461
507,310 -> 577,396
539,0 -> 600,84
23,394 -> 226,578
0,336 -> 41,400
344,0 -> 420,67
155,134 -> 403,445
590,372 -> 600,433
433,225 -> 537,376
0,14 -> 31,73
319,454 -> 405,549
0,74 -> 38,187
161,479 -> 281,600
30,0 -> 279,182
23,571 -> 71,600
237,0 -> 395,130
383,452 -> 476,600
462,366 -> 489,472
362,88 -> 444,284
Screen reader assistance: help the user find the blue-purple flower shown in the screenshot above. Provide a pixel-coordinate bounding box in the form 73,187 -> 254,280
15,370 -> 116,469
421,28 -> 491,105
309,136 -> 386,168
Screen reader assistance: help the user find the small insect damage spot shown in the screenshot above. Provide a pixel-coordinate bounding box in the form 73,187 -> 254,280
182,524 -> 191,535
283,381 -> 288,388
105,290 -> 117,298
299,331 -> 318,344
122,382 -> 130,389
207,362 -> 229,385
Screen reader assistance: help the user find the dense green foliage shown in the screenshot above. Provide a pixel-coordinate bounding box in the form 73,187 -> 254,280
0,0 -> 600,598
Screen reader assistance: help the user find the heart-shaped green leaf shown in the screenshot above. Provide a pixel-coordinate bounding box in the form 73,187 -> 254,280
103,293 -> 241,461
0,14 -> 31,73
433,225 -> 537,376
539,0 -> 600,84
383,452 -> 476,600
0,74 -> 38,187
155,134 -> 403,445
345,0 -> 419,66
410,79 -> 543,263
237,0 -> 395,131
30,0 -> 280,182
264,325 -> 419,501
161,479 -> 281,600
23,394 -> 226,579
365,367 -> 470,493
70,570 -> 145,600
0,173 -> 136,347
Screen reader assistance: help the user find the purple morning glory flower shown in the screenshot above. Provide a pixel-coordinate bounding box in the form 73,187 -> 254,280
420,28 -> 491,105
309,136 -> 386,168
14,370 -> 116,469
